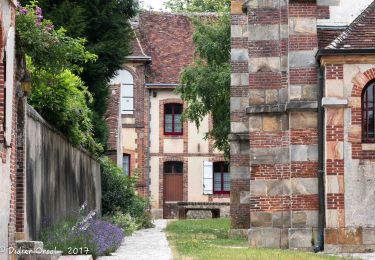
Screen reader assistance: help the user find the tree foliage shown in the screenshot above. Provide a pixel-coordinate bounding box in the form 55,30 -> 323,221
176,14 -> 230,156
21,0 -> 138,148
16,2 -> 102,155
164,0 -> 230,12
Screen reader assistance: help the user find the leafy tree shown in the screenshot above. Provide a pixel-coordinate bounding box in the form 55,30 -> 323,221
164,0 -> 230,12
21,0 -> 138,148
175,13 -> 230,156
16,2 -> 102,155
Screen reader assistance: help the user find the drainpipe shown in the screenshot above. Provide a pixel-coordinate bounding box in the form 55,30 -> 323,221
315,62 -> 326,252
146,87 -> 152,199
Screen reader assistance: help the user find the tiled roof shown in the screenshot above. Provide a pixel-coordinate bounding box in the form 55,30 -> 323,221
327,1 -> 375,50
317,27 -> 346,49
136,12 -> 195,84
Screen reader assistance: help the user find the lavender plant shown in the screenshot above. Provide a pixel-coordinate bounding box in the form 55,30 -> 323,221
41,204 -> 124,258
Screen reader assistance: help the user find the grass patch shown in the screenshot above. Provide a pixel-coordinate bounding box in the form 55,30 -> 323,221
166,218 -> 345,260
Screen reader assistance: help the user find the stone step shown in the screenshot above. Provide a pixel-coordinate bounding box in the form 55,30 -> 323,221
15,241 -> 62,260
16,250 -> 62,260
16,241 -> 44,251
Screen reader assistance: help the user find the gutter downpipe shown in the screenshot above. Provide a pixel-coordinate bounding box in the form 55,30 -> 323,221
146,87 -> 152,198
315,53 -> 326,252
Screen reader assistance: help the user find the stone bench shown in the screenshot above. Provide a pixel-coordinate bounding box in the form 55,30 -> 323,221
176,202 -> 230,220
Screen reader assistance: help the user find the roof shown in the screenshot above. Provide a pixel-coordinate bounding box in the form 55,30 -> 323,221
129,12 -> 196,85
327,1 -> 375,50
317,26 -> 346,49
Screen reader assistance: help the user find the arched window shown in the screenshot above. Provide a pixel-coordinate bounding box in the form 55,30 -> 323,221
362,81 -> 375,143
213,162 -> 230,194
164,161 -> 183,174
164,103 -> 183,135
110,70 -> 134,115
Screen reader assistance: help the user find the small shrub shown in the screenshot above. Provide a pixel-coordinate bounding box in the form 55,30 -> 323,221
138,211 -> 155,229
41,207 -> 124,259
106,212 -> 139,236
100,157 -> 148,219
41,216 -> 96,256
82,219 -> 124,256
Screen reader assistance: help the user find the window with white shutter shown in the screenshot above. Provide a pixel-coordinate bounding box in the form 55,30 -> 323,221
202,161 -> 213,195
110,69 -> 134,115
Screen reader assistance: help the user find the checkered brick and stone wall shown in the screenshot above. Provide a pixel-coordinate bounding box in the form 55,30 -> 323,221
229,0 -> 336,250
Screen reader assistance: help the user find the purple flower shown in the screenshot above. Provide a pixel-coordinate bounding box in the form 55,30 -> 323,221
19,7 -> 28,15
83,219 -> 124,255
35,6 -> 42,16
44,23 -> 54,32
35,19 -> 42,27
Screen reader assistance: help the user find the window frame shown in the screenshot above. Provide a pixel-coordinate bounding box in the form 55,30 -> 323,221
362,80 -> 375,143
164,103 -> 183,136
213,162 -> 230,195
123,154 -> 131,176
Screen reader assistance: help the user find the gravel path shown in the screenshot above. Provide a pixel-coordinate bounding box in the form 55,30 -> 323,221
98,219 -> 173,260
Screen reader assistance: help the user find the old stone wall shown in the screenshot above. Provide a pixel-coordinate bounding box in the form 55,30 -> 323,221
322,63 -> 375,253
25,105 -> 101,240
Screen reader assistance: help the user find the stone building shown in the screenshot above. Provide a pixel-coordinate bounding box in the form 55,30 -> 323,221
230,0 -> 375,253
107,12 -> 230,218
0,0 -> 18,258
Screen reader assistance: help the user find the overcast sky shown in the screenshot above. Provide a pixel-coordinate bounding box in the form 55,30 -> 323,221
140,0 -> 167,11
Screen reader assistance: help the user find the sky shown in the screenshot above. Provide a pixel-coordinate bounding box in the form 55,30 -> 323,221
318,0 -> 373,26
140,0 -> 167,11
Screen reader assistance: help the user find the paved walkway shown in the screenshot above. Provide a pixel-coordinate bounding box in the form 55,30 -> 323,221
98,219 -> 173,260
337,253 -> 375,260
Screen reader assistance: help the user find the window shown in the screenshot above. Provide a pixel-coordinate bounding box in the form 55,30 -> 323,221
164,161 -> 183,174
123,154 -> 130,176
362,81 -> 375,143
164,103 -> 183,135
213,162 -> 230,194
110,70 -> 134,115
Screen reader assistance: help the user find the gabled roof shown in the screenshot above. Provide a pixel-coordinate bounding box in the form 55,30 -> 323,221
317,26 -> 346,49
127,20 -> 152,61
327,1 -> 375,50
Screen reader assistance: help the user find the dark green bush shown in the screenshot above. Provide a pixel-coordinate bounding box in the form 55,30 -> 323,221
100,157 -> 148,219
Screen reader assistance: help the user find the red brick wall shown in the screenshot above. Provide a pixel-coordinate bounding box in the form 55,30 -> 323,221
106,84 -> 120,153
139,12 -> 196,84
0,5 -> 18,249
326,64 -> 344,80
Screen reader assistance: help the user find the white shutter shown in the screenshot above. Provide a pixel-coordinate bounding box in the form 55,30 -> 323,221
203,161 -> 213,195
5,27 -> 15,146
121,85 -> 134,114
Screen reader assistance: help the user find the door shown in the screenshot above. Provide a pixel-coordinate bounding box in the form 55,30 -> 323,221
163,161 -> 183,218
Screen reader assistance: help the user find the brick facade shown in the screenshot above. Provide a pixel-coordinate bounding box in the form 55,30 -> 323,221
106,12 -> 229,218
229,0 -> 337,250
0,1 -> 21,258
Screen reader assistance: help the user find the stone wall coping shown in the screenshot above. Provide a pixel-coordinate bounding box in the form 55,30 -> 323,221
246,104 -> 286,114
177,202 -> 230,206
246,101 -> 318,114
362,143 -> 375,151
228,133 -> 249,141
322,97 -> 348,107
287,101 -> 318,111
